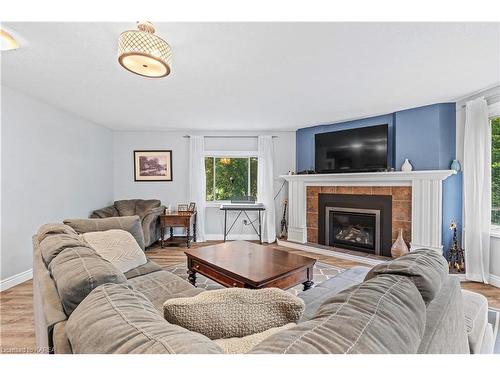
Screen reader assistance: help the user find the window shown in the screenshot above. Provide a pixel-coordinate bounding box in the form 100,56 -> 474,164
205,157 -> 258,201
492,116 -> 500,225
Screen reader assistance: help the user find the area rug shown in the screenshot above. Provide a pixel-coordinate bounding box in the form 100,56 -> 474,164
164,261 -> 346,296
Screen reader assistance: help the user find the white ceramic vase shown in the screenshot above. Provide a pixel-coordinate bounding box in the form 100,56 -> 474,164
401,158 -> 413,172
391,228 -> 409,258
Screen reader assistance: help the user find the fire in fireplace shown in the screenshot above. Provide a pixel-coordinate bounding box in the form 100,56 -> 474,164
318,193 -> 392,257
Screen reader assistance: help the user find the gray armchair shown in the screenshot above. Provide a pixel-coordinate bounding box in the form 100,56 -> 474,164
90,199 -> 165,248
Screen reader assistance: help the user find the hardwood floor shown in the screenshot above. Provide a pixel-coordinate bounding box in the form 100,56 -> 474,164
1,240 -> 499,353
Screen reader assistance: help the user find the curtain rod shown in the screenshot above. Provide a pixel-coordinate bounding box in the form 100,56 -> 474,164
183,135 -> 278,139
459,93 -> 500,109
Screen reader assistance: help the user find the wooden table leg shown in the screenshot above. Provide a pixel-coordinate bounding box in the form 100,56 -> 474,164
193,212 -> 197,243
160,226 -> 164,248
302,266 -> 314,291
169,227 -> 174,242
187,269 -> 197,286
302,280 -> 314,291
186,226 -> 190,248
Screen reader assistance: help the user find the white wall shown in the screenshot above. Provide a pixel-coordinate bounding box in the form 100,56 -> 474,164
112,131 -> 295,239
456,85 -> 500,285
0,85 -> 114,285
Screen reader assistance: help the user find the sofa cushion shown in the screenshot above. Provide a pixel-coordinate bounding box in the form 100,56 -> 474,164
462,290 -> 490,354
215,323 -> 296,354
364,248 -> 448,304
250,274 -> 426,354
114,200 -> 138,217
128,270 -> 197,312
63,216 -> 145,250
49,247 -> 127,315
124,259 -> 163,279
298,266 -> 370,322
37,223 -> 78,243
91,205 -> 119,219
163,288 -> 305,340
39,233 -> 87,266
417,276 -> 469,353
135,199 -> 161,218
81,229 -> 147,273
66,283 -> 223,354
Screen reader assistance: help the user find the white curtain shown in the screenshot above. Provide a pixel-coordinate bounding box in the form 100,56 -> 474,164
463,97 -> 490,283
189,136 -> 206,242
257,136 -> 276,243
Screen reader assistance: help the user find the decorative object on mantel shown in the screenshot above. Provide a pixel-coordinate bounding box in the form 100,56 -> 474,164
450,159 -> 461,172
391,228 -> 409,258
447,221 -> 465,273
401,158 -> 413,172
118,21 -> 172,78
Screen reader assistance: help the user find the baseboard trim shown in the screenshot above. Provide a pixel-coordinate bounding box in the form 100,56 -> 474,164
205,234 -> 260,241
489,274 -> 500,288
0,269 -> 33,292
276,239 -> 383,266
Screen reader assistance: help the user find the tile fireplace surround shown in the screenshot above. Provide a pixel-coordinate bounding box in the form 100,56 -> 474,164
307,186 -> 410,249
281,170 -> 456,253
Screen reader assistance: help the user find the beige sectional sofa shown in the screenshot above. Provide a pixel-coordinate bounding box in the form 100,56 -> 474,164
33,218 -> 493,354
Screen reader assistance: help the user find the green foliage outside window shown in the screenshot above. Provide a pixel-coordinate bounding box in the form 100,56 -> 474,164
492,117 -> 500,225
205,157 -> 258,201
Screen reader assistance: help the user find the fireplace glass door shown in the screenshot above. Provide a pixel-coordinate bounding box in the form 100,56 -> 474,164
326,207 -> 381,254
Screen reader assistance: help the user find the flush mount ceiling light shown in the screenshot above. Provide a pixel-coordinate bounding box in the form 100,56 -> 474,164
118,21 -> 172,78
0,29 -> 19,51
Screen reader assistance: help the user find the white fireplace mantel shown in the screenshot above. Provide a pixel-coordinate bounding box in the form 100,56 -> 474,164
281,170 -> 457,253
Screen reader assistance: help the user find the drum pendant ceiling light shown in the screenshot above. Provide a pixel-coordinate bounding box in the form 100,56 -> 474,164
118,21 -> 172,78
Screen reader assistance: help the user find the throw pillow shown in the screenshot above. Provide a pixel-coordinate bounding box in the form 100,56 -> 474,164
163,287 -> 305,340
63,216 -> 145,250
81,229 -> 147,273
214,323 -> 296,354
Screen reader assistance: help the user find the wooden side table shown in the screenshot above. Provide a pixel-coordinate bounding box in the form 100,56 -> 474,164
160,211 -> 197,248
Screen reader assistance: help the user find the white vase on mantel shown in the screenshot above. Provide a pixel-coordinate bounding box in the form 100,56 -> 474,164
401,158 -> 413,172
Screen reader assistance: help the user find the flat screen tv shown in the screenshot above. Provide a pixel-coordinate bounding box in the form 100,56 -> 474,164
315,124 -> 388,173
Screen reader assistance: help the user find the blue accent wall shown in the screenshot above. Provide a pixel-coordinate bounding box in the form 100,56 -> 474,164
296,102 -> 460,253
394,103 -> 456,170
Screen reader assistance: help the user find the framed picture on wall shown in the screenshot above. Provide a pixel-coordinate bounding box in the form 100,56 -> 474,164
134,150 -> 173,182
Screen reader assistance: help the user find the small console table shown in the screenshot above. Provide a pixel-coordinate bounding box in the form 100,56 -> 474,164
160,211 -> 197,248
220,203 -> 265,243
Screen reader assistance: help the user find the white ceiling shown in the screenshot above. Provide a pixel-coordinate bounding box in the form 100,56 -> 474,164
1,22 -> 499,131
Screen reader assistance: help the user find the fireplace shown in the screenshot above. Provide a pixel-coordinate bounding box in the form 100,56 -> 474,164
318,193 -> 392,257
326,207 -> 380,254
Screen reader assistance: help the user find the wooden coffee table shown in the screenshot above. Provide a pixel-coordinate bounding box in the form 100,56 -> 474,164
184,241 -> 316,291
